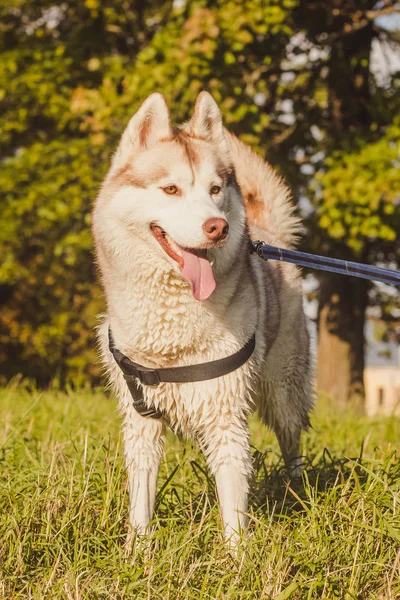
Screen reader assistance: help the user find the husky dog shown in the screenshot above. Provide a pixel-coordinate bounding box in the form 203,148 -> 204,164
92,92 -> 313,545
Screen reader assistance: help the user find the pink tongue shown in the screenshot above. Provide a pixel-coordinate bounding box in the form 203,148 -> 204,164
180,248 -> 216,301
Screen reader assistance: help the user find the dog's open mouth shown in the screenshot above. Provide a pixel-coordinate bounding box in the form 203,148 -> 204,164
151,224 -> 216,301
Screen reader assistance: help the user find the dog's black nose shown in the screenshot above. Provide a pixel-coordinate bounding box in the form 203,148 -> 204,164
203,218 -> 229,242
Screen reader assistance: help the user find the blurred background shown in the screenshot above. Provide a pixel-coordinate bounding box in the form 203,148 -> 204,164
0,0 -> 399,414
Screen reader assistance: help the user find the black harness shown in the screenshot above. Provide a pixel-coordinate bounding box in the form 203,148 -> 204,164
108,236 -> 400,420
108,328 -> 256,419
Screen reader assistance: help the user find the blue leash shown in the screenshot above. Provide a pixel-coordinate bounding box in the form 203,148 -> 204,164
251,241 -> 400,287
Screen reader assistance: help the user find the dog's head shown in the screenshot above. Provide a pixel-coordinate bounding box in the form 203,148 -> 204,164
97,92 -> 246,301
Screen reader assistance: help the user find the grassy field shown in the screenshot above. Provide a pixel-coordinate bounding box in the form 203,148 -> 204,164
0,381 -> 399,599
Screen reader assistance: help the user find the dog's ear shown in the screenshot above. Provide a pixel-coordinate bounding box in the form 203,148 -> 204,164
112,93 -> 171,168
189,91 -> 225,142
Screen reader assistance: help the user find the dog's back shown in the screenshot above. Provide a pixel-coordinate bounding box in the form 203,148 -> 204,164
224,130 -> 313,467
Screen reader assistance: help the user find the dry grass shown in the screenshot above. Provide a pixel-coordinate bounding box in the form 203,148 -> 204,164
1,381 -> 399,599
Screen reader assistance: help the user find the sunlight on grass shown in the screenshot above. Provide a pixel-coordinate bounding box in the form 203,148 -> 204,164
0,382 -> 399,598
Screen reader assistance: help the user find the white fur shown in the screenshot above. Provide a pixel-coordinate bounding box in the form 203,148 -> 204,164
92,92 -> 314,545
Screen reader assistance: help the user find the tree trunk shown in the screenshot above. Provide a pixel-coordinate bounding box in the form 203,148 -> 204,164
317,274 -> 368,409
317,17 -> 375,407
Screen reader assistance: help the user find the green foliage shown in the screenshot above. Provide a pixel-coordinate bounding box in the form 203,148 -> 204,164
1,386 -> 399,598
67,0 -> 298,150
0,0 -> 173,382
316,120 -> 400,255
0,139 -> 106,383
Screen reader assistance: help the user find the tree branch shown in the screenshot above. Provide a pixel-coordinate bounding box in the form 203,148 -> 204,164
340,6 -> 400,37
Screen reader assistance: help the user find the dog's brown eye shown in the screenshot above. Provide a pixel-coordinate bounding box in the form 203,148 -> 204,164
210,185 -> 221,195
163,185 -> 178,195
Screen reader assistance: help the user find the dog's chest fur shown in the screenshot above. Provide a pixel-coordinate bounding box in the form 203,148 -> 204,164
99,240 -> 276,432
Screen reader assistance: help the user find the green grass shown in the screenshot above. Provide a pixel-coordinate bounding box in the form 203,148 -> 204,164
0,381 -> 399,599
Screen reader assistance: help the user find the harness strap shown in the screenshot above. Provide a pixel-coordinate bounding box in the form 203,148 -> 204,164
108,328 -> 256,419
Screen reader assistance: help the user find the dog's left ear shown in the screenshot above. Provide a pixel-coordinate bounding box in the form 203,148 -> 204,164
189,92 -> 225,143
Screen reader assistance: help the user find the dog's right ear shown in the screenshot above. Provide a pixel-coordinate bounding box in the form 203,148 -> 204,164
112,93 -> 171,169
189,91 -> 224,142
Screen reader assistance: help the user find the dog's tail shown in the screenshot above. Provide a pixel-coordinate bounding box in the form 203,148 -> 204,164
225,131 -> 302,248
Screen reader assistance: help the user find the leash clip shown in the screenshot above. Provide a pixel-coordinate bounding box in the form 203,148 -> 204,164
251,240 -> 267,261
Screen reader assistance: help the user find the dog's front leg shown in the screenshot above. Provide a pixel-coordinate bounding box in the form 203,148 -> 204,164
215,460 -> 249,546
201,418 -> 251,546
122,406 -> 165,538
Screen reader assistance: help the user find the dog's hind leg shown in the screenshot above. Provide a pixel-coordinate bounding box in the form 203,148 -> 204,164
274,419 -> 303,478
258,380 -> 311,479
121,403 -> 165,539
199,416 -> 252,546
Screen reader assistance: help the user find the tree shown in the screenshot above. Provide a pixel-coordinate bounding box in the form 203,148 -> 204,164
293,0 -> 400,406
0,0 -> 172,384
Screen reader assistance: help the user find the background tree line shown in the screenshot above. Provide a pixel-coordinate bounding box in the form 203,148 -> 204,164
1,0 -> 399,405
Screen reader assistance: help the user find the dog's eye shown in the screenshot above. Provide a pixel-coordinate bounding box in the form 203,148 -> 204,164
210,185 -> 221,195
163,185 -> 178,195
